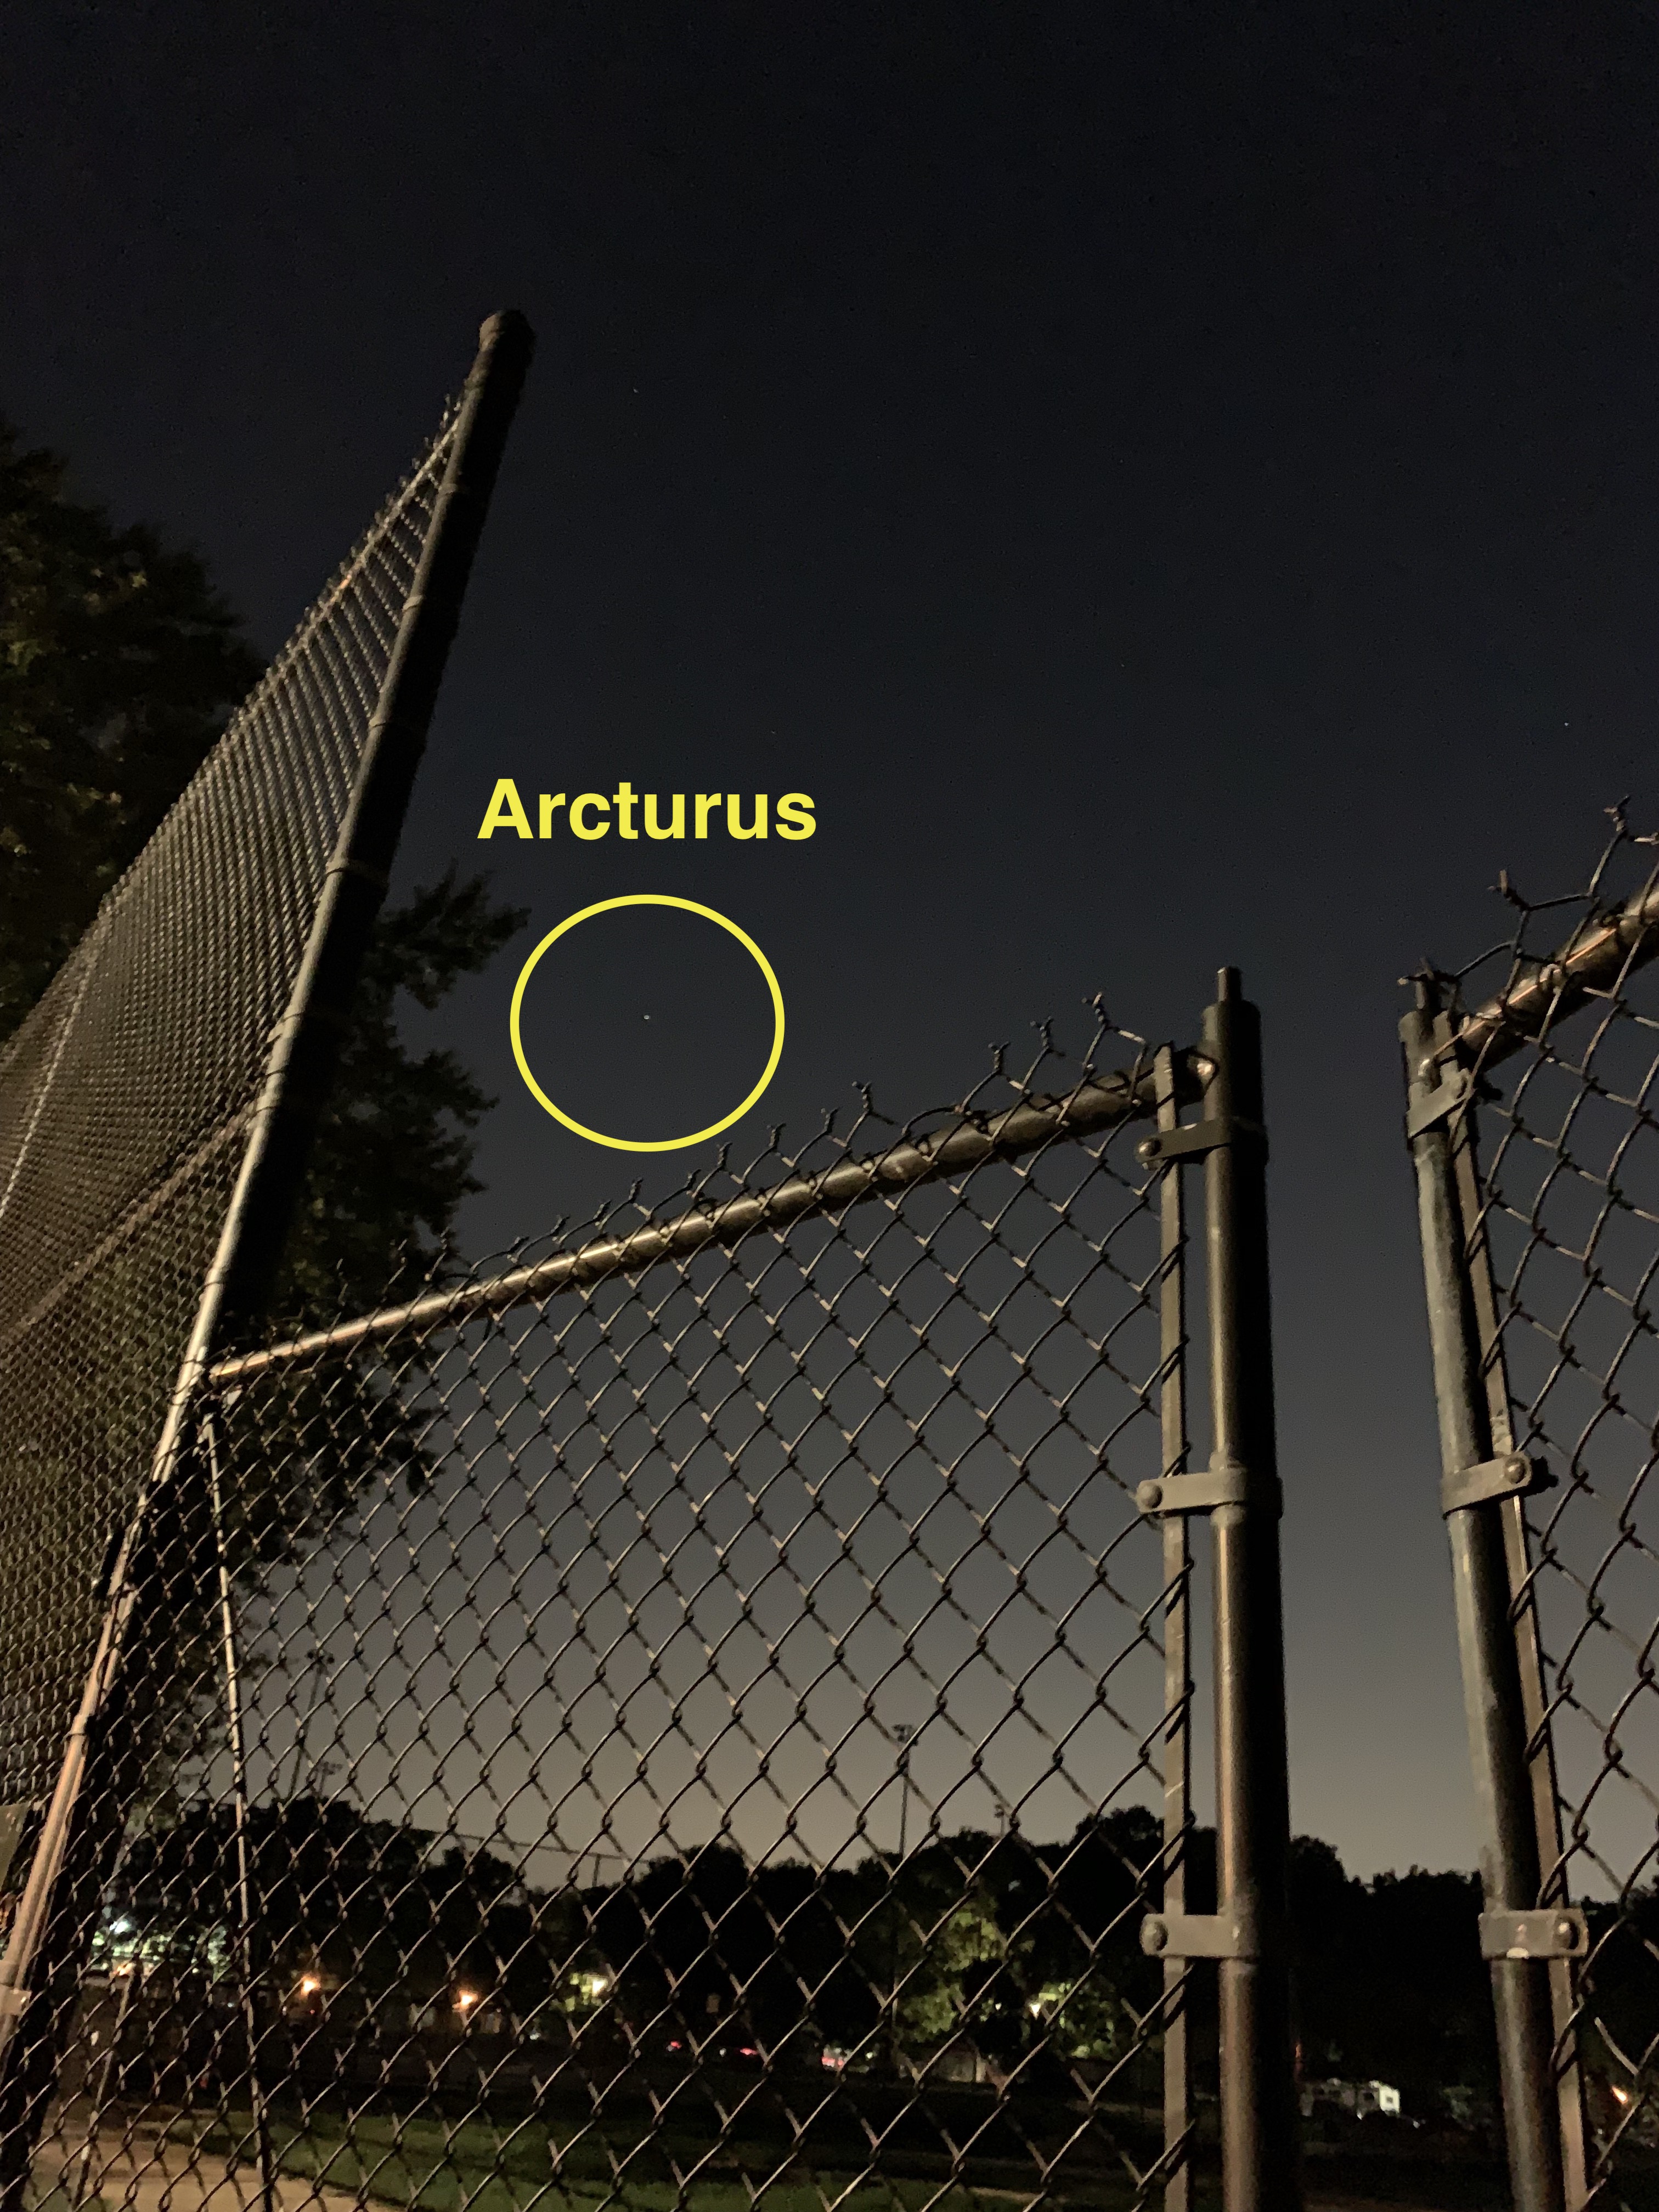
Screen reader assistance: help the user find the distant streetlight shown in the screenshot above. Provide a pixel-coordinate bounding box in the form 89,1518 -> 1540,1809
455,1989 -> 479,2016
298,1976 -> 320,1998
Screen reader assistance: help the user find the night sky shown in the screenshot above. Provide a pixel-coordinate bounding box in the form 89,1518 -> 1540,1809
6,2 -> 1657,1878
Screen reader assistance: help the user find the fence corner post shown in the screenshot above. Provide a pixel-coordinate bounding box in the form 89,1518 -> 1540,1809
1200,969 -> 1302,2211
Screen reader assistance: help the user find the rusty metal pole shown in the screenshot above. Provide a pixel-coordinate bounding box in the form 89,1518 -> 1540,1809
1201,972 -> 1300,2211
1402,990 -> 1566,2212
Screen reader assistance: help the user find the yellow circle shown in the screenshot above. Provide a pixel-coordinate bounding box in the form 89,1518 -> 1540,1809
509,895 -> 786,1152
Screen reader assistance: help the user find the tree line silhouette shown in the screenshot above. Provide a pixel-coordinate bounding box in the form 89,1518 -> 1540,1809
85,1792 -> 1659,2124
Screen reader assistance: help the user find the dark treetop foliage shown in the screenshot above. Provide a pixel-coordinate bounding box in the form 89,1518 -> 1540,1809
274,867 -> 523,1324
95,1796 -> 1558,2130
0,419 -> 262,1039
1288,1835 -> 1498,2108
0,414 -> 524,1311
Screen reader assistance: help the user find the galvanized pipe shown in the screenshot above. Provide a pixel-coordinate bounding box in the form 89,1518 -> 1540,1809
1402,994 -> 1564,2212
1201,972 -> 1300,2212
209,1053 -> 1210,1382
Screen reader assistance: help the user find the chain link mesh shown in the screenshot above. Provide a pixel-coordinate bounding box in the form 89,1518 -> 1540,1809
0,392 -> 462,1827
1429,813 -> 1659,2198
15,1024 -> 1214,2212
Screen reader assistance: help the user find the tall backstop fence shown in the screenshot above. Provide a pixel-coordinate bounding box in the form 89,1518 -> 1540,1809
1,991 -> 1304,2212
0,312 -> 533,2202
1405,815 -> 1659,2212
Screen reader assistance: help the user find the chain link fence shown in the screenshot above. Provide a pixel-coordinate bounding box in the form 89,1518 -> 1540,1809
0,312 -> 532,2204
47,1032 -> 1181,2212
4,991 -> 1302,2212
1406,812 -> 1659,2211
0,309 -> 1305,2210
0,378 -> 458,1816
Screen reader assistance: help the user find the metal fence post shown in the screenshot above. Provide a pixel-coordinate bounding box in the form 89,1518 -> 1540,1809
1401,988 -> 1566,2212
1200,971 -> 1301,2211
1154,1045 -> 1193,2211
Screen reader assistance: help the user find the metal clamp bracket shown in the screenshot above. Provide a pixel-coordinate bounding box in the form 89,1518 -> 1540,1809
1441,1452 -> 1554,1517
1136,1463 -> 1281,1518
1141,1906 -> 1260,1961
1479,1908 -> 1588,1961
1406,1066 -> 1474,1142
0,1988 -> 30,2019
1136,1115 -> 1268,1167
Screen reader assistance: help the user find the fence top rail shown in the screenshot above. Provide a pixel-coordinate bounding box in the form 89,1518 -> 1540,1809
1432,866 -> 1659,1073
210,1046 -> 1208,1383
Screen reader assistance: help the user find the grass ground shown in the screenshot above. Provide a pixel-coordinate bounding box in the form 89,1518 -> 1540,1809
187,2112 -> 1176,2212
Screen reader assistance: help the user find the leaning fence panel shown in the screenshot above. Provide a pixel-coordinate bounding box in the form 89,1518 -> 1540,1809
0,314 -> 532,2204
0,410 -> 454,1813
1406,816 -> 1659,2208
14,1032 -> 1243,2212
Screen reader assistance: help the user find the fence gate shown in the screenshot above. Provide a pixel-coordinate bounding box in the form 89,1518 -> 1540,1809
1,965 -> 1301,2211
1404,816 -> 1659,2212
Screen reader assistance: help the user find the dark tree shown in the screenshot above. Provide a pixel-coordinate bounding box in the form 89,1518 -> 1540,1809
0,417 -> 525,1804
1288,1837 -> 1498,2113
273,866 -> 523,1323
1580,1888 -> 1659,2108
0,420 -> 262,1039
100,1796 -> 569,2043
0,414 -> 524,1314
